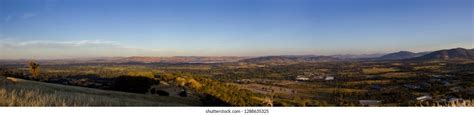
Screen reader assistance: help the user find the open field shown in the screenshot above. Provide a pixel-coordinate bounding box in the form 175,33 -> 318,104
362,68 -> 398,74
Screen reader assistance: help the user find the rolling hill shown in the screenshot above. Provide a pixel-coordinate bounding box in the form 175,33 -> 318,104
0,77 -> 202,106
121,56 -> 247,63
240,55 -> 339,63
378,51 -> 430,60
0,56 -> 249,65
410,48 -> 474,60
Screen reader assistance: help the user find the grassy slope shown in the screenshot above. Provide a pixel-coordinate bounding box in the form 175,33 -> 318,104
0,77 -> 202,106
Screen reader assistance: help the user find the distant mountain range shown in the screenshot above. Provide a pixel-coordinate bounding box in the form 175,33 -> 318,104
238,48 -> 473,63
239,55 -> 339,63
330,53 -> 386,59
0,56 -> 249,65
409,48 -> 474,60
1,48 -> 472,65
121,56 -> 247,63
378,51 -> 431,60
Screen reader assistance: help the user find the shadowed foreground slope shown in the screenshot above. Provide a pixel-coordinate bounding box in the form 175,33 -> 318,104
0,77 -> 201,106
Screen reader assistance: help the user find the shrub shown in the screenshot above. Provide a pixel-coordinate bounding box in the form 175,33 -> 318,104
112,76 -> 158,93
155,90 -> 170,96
179,90 -> 187,97
127,71 -> 154,79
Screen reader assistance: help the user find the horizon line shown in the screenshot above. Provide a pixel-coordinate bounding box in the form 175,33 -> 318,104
1,47 -> 472,60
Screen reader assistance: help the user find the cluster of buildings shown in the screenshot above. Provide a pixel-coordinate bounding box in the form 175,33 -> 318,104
358,74 -> 471,106
294,72 -> 335,82
404,74 -> 470,103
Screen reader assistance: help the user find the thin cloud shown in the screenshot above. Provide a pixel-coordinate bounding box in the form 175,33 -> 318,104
0,39 -> 121,49
15,40 -> 121,47
0,39 -> 182,59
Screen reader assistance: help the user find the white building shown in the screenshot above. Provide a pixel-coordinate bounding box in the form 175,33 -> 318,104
416,96 -> 432,101
325,76 -> 334,81
296,75 -> 310,81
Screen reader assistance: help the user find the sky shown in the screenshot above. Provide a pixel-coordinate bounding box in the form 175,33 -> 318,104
0,0 -> 472,59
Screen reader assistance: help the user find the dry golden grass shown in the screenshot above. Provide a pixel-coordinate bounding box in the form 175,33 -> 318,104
436,100 -> 474,107
0,77 -> 201,106
419,100 -> 474,107
0,88 -> 111,106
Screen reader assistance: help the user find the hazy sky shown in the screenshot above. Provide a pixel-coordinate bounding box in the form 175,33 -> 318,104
0,0 -> 472,59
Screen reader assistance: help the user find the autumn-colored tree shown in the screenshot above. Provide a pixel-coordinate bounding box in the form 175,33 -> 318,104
262,96 -> 274,107
175,77 -> 186,87
28,61 -> 40,78
187,78 -> 202,90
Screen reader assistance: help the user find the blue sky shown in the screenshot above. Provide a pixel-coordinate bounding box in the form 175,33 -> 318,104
0,0 -> 472,59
